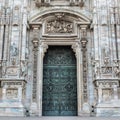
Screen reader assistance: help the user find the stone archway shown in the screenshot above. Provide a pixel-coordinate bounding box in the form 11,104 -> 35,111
30,10 -> 91,116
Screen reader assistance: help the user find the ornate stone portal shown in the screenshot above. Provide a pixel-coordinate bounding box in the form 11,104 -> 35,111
30,12 -> 91,116
0,0 -> 120,117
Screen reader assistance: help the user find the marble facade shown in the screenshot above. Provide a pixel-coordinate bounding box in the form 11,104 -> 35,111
0,0 -> 120,117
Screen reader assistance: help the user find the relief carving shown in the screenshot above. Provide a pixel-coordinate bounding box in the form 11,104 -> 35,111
46,20 -> 73,33
10,42 -> 18,56
6,88 -> 18,99
20,60 -> 27,77
101,66 -> 112,74
6,67 -> 18,76
102,89 -> 113,102
114,66 -> 120,78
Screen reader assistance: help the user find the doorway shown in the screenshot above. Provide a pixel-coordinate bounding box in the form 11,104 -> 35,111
42,46 -> 77,116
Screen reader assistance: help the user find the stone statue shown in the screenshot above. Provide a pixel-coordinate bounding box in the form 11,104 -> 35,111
114,67 -> 120,78
10,43 -> 18,56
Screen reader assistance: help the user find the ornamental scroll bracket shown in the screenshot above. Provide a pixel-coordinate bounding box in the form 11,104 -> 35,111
71,43 -> 80,58
40,43 -> 48,58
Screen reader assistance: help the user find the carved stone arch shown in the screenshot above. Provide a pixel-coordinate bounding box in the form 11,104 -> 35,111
29,8 -> 91,24
29,9 -> 91,38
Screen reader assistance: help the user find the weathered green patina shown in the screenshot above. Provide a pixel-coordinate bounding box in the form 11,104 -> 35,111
42,46 -> 77,116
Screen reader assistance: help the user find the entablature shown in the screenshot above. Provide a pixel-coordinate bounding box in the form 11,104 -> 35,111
29,8 -> 91,38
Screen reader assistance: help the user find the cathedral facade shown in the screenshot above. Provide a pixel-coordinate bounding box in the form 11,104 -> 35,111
0,0 -> 120,117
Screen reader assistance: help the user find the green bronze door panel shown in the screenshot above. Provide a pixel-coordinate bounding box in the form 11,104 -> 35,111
42,46 -> 77,116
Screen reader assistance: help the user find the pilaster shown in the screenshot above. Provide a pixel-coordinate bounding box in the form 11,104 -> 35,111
30,25 -> 40,115
79,25 -> 90,116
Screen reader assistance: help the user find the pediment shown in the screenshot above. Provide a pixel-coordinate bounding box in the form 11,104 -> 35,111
29,8 -> 91,25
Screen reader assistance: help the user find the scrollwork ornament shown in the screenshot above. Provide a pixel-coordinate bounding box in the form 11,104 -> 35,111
40,43 -> 48,58
71,43 -> 80,58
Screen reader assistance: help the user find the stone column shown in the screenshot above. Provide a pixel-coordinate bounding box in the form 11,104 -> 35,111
30,25 -> 40,115
80,25 -> 88,103
37,43 -> 48,116
72,42 -> 82,115
80,25 -> 90,115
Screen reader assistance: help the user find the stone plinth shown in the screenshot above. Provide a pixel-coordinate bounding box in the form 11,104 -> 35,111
0,78 -> 27,116
96,101 -> 120,116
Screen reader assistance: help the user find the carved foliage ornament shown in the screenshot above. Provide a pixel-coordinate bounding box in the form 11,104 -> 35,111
46,20 -> 73,33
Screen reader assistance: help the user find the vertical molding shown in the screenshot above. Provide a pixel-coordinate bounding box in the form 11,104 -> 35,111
29,25 -> 41,115
72,42 -> 83,114
37,43 -> 48,116
80,25 -> 88,103
21,8 -> 27,60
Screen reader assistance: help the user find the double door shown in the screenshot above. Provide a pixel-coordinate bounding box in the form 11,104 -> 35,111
42,46 -> 77,116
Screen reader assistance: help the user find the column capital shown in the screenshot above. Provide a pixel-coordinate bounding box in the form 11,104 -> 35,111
31,25 -> 41,29
80,25 -> 88,48
40,43 -> 48,57
79,25 -> 88,29
80,38 -> 88,48
31,25 -> 41,48
71,43 -> 80,58
32,39 -> 39,48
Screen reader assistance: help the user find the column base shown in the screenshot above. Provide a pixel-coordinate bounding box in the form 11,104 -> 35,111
0,100 -> 25,116
30,102 -> 38,116
78,103 -> 90,117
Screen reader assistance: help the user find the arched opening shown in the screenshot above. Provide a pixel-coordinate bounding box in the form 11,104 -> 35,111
42,46 -> 77,116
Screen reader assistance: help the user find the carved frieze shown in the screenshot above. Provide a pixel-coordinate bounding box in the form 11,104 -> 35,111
94,80 -> 119,88
46,20 -> 73,33
1,81 -> 25,87
6,66 -> 19,76
101,66 -> 112,74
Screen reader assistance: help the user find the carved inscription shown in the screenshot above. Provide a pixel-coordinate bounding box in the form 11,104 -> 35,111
46,20 -> 73,33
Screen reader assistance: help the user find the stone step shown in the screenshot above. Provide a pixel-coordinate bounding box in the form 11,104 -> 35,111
0,117 -> 120,120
